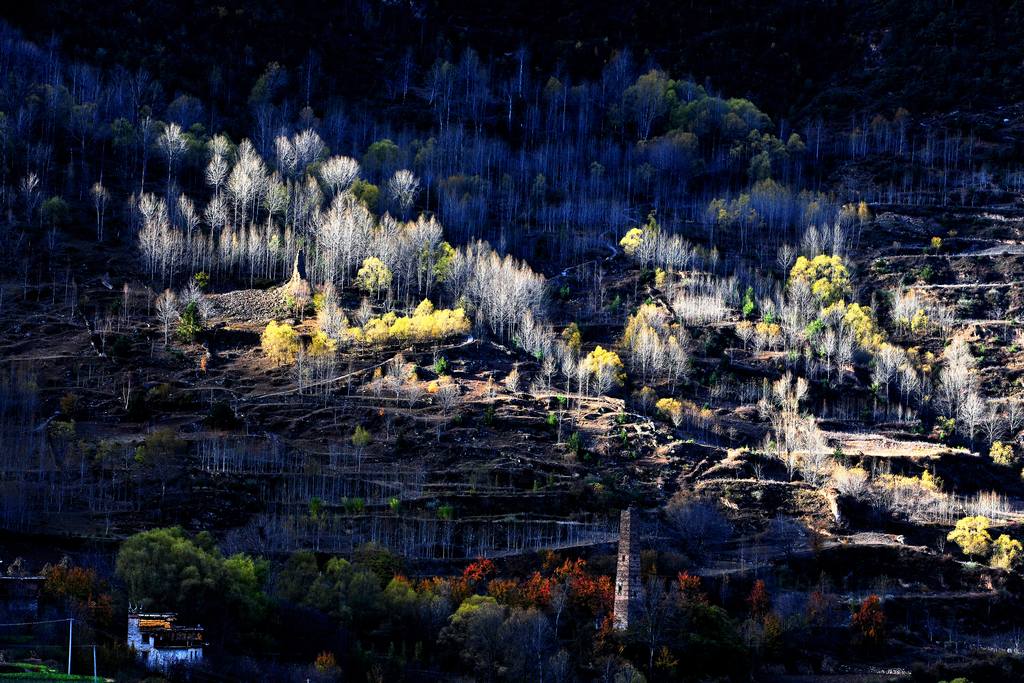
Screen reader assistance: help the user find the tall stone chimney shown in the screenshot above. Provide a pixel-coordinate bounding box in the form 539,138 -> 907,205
613,507 -> 640,630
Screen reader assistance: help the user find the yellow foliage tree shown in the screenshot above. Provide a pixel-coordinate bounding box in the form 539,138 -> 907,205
561,322 -> 582,356
991,534 -> 1022,570
309,330 -> 338,357
990,441 -> 1017,467
822,301 -> 885,350
582,346 -> 626,390
919,470 -> 941,492
350,304 -> 470,346
622,303 -> 663,348
619,213 -> 659,261
910,308 -> 929,336
857,201 -> 871,223
262,321 -> 301,366
841,201 -> 871,224
619,227 -> 645,256
414,298 -> 435,317
355,257 -> 393,297
947,516 -> 992,558
843,303 -> 884,349
789,254 -> 851,305
654,268 -> 668,288
754,321 -> 782,347
655,397 -> 683,425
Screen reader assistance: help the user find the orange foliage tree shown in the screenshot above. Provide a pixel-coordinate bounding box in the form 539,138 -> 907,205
553,558 -> 613,615
481,555 -> 612,618
462,558 -> 496,584
676,571 -> 708,606
42,560 -> 113,625
747,579 -> 770,621
451,558 -> 496,604
852,594 -> 886,645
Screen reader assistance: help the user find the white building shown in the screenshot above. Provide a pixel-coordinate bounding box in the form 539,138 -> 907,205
127,612 -> 204,671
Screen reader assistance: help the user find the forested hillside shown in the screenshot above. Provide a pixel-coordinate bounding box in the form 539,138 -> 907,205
8,0 -> 1024,120
0,2 -> 1023,682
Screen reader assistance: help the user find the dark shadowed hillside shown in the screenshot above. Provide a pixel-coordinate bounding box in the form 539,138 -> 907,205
7,0 -> 1024,125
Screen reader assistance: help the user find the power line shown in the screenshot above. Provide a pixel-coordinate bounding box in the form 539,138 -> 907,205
0,616 -> 108,680
0,617 -> 73,627
0,644 -> 99,649
0,616 -> 78,677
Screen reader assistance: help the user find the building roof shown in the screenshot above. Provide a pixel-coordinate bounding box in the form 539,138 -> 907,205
130,611 -> 205,646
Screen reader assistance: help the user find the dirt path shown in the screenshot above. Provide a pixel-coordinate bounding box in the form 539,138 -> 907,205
554,232 -> 619,280
900,280 -> 1024,290
879,241 -> 1024,260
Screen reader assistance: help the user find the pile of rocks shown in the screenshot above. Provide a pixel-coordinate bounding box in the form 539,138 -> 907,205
207,287 -> 286,323
208,252 -> 312,323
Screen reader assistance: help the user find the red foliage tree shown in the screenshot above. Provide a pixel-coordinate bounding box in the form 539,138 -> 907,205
42,561 -> 113,625
451,557 -> 497,604
462,558 -> 496,584
676,571 -> 708,606
521,571 -> 554,608
486,578 -> 519,604
852,595 -> 886,646
747,579 -> 770,621
554,558 -> 613,615
805,589 -> 834,626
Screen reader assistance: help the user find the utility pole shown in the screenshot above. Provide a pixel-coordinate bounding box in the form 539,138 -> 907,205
67,618 -> 73,674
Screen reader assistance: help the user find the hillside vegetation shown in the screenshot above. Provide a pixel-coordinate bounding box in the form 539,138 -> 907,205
0,5 -> 1023,682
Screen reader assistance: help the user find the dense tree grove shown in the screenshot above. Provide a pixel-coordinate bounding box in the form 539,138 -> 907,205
104,527 -> 760,681
0,11 -> 1007,287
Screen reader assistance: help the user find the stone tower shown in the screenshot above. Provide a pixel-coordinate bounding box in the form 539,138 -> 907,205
286,249 -> 312,302
613,507 -> 641,630
291,249 -> 308,282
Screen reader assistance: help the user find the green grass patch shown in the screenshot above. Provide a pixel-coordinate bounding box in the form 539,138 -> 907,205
0,662 -> 101,681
